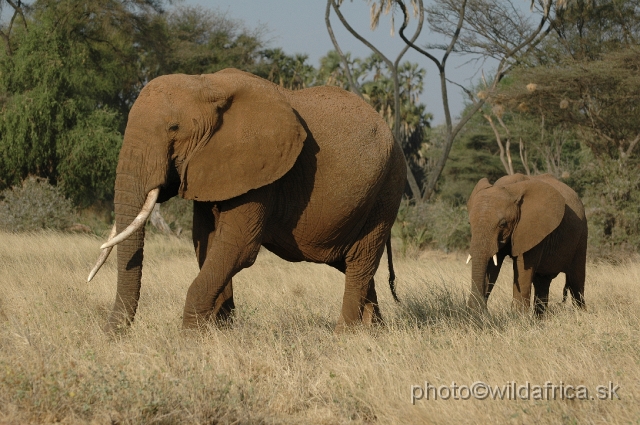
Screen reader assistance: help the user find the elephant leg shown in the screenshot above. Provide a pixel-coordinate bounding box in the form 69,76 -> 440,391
361,278 -> 382,326
485,252 -> 507,302
532,274 -> 553,316
335,212 -> 388,332
512,257 -> 534,312
183,192 -> 269,329
564,235 -> 587,309
192,201 -> 235,323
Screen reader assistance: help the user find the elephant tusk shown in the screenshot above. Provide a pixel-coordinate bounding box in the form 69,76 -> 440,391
466,254 -> 471,264
87,223 -> 117,282
100,188 -> 160,250
493,254 -> 498,266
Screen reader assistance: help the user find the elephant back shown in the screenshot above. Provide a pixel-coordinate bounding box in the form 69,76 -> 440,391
272,85 -> 400,249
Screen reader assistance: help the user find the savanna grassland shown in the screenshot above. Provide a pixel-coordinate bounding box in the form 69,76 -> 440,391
0,231 -> 638,424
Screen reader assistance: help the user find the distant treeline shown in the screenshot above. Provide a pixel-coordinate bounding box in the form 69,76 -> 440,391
1,0 -> 639,253
0,0 -> 430,208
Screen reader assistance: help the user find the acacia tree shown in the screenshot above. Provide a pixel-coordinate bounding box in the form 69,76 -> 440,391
499,47 -> 640,245
327,0 -> 564,201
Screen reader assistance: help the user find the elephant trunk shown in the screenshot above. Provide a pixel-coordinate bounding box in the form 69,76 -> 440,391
468,237 -> 498,311
104,174 -> 151,333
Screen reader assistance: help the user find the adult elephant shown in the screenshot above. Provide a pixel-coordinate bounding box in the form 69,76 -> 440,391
88,68 -> 406,333
466,173 -> 587,315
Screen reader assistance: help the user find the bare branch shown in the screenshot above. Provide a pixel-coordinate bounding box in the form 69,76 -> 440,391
5,0 -> 27,31
519,138 -> 531,175
496,114 -> 514,174
484,113 -> 512,175
329,0 -> 423,200
626,134 -> 640,158
325,0 -> 362,97
397,0 -> 555,200
0,0 -> 28,56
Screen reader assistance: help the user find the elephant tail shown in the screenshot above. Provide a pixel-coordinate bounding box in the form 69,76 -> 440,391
386,236 -> 400,303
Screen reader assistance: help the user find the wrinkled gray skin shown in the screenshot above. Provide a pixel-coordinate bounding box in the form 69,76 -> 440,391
467,173 -> 587,315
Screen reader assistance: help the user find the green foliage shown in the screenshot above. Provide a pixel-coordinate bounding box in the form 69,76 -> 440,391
532,0 -> 640,64
0,0 -> 150,206
576,156 -> 640,254
394,199 -> 470,253
0,176 -> 76,231
430,0 -> 640,253
426,111 -> 507,205
258,48 -> 316,89
157,5 -> 266,77
494,38 -> 640,253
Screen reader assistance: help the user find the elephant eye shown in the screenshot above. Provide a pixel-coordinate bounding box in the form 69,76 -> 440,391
168,124 -> 179,132
498,218 -> 507,228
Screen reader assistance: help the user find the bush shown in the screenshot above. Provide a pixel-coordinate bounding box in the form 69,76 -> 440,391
577,157 -> 640,256
394,199 -> 471,254
0,177 -> 76,232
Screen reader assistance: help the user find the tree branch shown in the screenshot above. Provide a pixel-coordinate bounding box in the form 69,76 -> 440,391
0,0 -> 28,56
329,0 -> 423,201
626,134 -> 640,158
325,0 -> 362,97
398,0 -> 554,200
484,113 -> 512,174
519,137 -> 531,175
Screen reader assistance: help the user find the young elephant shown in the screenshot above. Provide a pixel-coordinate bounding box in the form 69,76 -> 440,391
466,173 -> 587,315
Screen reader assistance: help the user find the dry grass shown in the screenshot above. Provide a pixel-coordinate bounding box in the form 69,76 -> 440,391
0,231 -> 638,424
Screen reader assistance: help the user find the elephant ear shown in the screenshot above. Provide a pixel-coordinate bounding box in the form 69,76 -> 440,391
179,68 -> 306,202
506,179 -> 566,257
467,178 -> 492,210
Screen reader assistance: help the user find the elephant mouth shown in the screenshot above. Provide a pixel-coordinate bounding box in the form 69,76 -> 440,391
466,253 -> 499,266
87,188 -> 160,282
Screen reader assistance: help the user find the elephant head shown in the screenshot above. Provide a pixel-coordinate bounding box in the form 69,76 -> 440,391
466,175 -> 566,309
89,69 -> 306,332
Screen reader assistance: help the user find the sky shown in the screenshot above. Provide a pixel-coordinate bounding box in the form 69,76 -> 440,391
180,0 -> 496,125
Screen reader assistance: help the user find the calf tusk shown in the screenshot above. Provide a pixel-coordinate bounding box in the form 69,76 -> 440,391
87,223 -> 117,282
100,188 -> 160,250
466,254 -> 471,264
493,254 -> 498,266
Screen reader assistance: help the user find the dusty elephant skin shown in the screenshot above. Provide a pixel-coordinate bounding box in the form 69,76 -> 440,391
466,173 -> 587,315
91,68 -> 406,333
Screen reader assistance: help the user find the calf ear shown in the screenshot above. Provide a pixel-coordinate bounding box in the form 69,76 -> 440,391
506,179 -> 566,257
468,178 -> 492,209
179,69 -> 306,202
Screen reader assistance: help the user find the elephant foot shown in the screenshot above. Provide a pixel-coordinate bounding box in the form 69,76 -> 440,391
102,319 -> 129,337
467,293 -> 489,314
334,308 -> 383,333
361,302 -> 383,326
182,308 -> 235,330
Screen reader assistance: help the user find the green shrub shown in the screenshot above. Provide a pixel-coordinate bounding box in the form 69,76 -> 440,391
0,177 -> 76,232
577,158 -> 640,256
394,199 -> 471,254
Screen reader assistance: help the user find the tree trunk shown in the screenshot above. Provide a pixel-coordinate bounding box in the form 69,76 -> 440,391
150,204 -> 173,234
